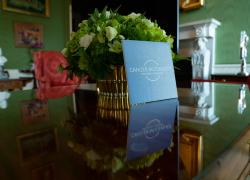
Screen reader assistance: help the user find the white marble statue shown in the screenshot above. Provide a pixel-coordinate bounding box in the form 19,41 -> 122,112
0,91 -> 10,109
239,31 -> 249,76
238,84 -> 247,114
191,82 -> 210,108
0,48 -> 9,79
191,37 -> 211,80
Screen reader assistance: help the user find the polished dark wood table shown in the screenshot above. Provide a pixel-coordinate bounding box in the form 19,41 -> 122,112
0,81 -> 249,179
211,74 -> 249,84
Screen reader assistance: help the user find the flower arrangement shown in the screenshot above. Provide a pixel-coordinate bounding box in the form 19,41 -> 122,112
62,7 -> 174,79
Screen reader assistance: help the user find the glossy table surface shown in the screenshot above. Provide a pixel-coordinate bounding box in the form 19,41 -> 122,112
0,81 -> 250,179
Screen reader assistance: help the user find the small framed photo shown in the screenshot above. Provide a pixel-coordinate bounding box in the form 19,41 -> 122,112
2,0 -> 50,17
17,128 -> 58,164
14,22 -> 44,48
21,99 -> 48,125
31,163 -> 55,180
180,0 -> 204,11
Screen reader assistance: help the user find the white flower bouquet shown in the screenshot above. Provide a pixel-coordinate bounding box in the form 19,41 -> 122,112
62,7 -> 174,79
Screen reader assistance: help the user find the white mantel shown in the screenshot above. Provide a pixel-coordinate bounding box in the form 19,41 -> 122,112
179,18 -> 221,75
179,19 -> 221,125
180,18 -> 221,40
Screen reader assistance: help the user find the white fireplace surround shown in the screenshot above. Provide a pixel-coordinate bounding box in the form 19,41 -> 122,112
179,18 -> 221,76
179,19 -> 222,125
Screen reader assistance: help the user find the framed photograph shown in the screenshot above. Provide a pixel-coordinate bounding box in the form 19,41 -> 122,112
14,22 -> 44,48
21,99 -> 48,125
2,0 -> 50,17
17,128 -> 58,164
31,163 -> 55,180
180,129 -> 203,178
180,0 -> 204,11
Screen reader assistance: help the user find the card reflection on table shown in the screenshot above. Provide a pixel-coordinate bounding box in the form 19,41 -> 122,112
126,98 -> 178,161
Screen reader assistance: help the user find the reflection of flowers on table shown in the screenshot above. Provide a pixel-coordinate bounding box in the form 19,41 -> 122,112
67,140 -> 164,173
63,114 -> 173,174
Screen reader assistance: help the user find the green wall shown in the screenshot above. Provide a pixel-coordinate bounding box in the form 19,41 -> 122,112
180,0 -> 250,64
0,0 -> 70,69
0,1 -> 81,179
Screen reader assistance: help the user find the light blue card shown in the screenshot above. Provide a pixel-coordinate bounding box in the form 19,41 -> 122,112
122,40 -> 178,105
126,98 -> 178,161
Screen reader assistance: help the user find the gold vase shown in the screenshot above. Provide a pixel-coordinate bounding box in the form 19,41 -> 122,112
96,66 -> 130,127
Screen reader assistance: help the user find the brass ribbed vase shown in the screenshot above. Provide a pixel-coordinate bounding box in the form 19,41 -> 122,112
96,66 -> 130,127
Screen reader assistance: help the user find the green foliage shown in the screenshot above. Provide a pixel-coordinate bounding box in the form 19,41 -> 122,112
63,7 -> 174,79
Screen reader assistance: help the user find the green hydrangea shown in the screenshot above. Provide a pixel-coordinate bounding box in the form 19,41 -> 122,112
63,7 -> 174,79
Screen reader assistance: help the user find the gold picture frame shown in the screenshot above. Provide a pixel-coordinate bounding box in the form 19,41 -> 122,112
180,0 -> 204,11
17,128 -> 58,164
2,0 -> 50,17
180,129 -> 203,179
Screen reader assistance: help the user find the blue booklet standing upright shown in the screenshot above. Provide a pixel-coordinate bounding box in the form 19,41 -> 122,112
122,40 -> 178,105
122,40 -> 179,160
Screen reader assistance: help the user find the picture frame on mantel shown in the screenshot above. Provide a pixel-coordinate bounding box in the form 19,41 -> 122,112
2,0 -> 50,17
180,0 -> 204,11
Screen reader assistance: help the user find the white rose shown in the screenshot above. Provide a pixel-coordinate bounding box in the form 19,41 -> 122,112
142,19 -> 154,27
79,33 -> 95,49
105,26 -> 117,41
108,40 -> 122,53
127,12 -> 141,19
61,48 -> 68,56
118,35 -> 125,40
78,20 -> 88,27
81,20 -> 88,24
96,26 -> 101,32
105,11 -> 111,18
162,30 -> 167,37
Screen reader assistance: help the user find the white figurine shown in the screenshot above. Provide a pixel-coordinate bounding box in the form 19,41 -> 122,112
239,31 -> 249,76
238,84 -> 247,114
0,91 -> 10,109
192,82 -> 210,108
0,48 -> 8,79
191,37 -> 211,80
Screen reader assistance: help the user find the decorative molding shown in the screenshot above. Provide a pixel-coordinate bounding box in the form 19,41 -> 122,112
180,19 -> 221,40
179,18 -> 221,77
179,19 -> 221,124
